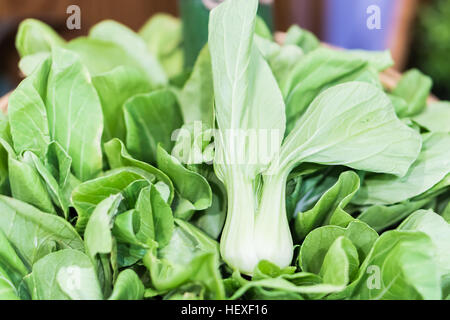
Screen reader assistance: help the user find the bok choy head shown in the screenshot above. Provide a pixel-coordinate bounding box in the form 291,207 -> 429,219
209,0 -> 422,275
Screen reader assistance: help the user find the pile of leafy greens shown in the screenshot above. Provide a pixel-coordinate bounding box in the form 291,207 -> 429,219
0,0 -> 449,300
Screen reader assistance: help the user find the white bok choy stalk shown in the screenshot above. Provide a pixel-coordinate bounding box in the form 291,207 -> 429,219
209,0 -> 422,275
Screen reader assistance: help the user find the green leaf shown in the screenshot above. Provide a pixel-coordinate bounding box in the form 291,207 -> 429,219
30,249 -> 103,300
15,19 -> 65,57
358,198 -> 433,232
143,219 -> 224,299
413,102 -> 450,133
84,194 -> 123,297
0,196 -> 84,268
114,184 -> 174,248
67,38 -> 141,76
350,230 -> 441,300
319,236 -> 359,286
282,49 -> 369,132
0,265 -> 20,300
85,194 -> 123,262
18,52 -> 50,76
89,20 -> 167,87
255,36 -> 304,87
398,210 -> 450,276
178,45 -> 214,126
191,186 -> 227,240
294,171 -> 360,240
72,167 -> 155,231
345,50 -> 394,71
124,90 -> 183,164
156,146 -> 212,217
299,221 -> 378,275
93,67 -> 152,142
47,47 -> 103,181
8,154 -> 56,214
255,16 -> 273,40
8,58 -> 51,158
135,185 -> 174,247
108,269 -> 144,300
392,69 -> 433,118
26,151 -> 71,217
354,133 -> 450,205
104,138 -> 174,204
284,25 -> 320,54
139,13 -> 184,78
279,82 -> 422,178
0,230 -> 28,299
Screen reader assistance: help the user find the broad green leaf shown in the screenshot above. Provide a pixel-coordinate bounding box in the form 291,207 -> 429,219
0,196 -> 83,267
350,231 -> 441,300
116,243 -> 147,268
85,194 -> 123,262
8,58 -> 51,158
284,25 -> 320,53
0,230 -> 28,299
15,19 -> 65,57
354,133 -> 450,205
392,69 -> 433,118
139,13 -> 184,78
108,269 -> 144,300
47,47 -> 103,181
27,151 -> 70,217
8,154 -> 55,214
84,194 -> 123,297
124,90 -> 183,164
135,185 -> 174,247
178,46 -> 214,126
255,36 -> 304,86
319,236 -> 359,286
89,20 -> 167,87
156,146 -> 212,216
413,102 -> 450,133
0,265 -> 20,300
30,249 -> 102,300
72,167 -> 155,231
143,219 -> 224,299
45,141 -> 72,188
299,221 -> 378,275
345,50 -> 394,71
294,171 -> 360,240
113,184 -> 174,248
67,38 -> 142,76
104,138 -> 174,203
398,210 -> 450,276
93,67 -> 152,142
255,16 -> 273,40
279,82 -> 422,178
19,52 -> 51,76
191,187 -> 227,240
358,198 -> 432,232
389,94 -> 409,116
282,48 -> 369,132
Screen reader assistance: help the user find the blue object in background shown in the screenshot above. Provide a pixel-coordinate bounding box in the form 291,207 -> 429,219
324,0 -> 397,51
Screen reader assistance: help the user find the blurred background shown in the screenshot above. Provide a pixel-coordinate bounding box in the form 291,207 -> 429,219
0,0 -> 449,99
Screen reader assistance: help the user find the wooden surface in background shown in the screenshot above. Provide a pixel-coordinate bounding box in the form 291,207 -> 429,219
0,0 -> 322,35
0,0 -> 179,34
0,0 -> 420,76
